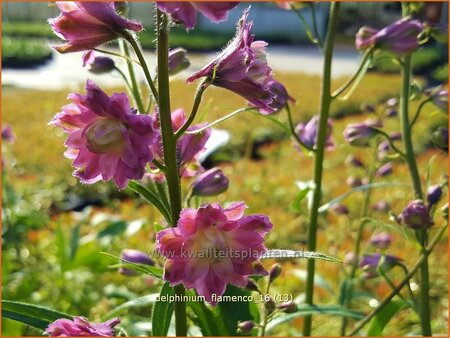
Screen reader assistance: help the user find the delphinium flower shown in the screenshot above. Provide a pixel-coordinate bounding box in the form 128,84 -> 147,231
427,185 -> 443,208
376,163 -> 393,177
331,203 -> 349,215
294,115 -> 334,150
345,155 -> 364,168
2,125 -> 15,143
187,10 -> 287,115
370,232 -> 392,249
157,2 -> 239,30
372,200 -> 391,213
191,167 -> 229,197
82,51 -> 115,74
343,120 -> 382,147
400,200 -> 434,229
49,2 -> 143,53
168,48 -> 190,75
156,202 -> 272,305
355,18 -> 423,55
359,253 -> 401,279
45,317 -> 120,337
50,80 -> 155,189
149,108 -> 211,181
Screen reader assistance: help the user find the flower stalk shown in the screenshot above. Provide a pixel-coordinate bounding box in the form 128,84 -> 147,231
303,3 -> 340,336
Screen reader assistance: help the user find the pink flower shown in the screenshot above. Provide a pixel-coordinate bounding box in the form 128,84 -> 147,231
49,2 -> 143,53
294,115 -> 334,150
45,317 -> 120,336
156,2 -> 239,30
50,80 -> 155,189
156,202 -> 273,305
149,108 -> 211,180
187,10 -> 282,115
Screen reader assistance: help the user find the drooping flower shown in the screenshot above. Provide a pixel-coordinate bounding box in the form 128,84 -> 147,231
359,254 -> 401,279
345,155 -> 364,168
187,10 -> 283,115
191,167 -> 229,197
2,125 -> 15,143
119,249 -> 155,276
50,80 -> 155,190
156,202 -> 273,305
400,200 -> 434,229
427,185 -> 443,208
237,321 -> 256,334
429,88 -> 448,112
346,176 -> 363,188
45,317 -> 120,337
82,51 -> 115,74
49,2 -> 143,53
376,163 -> 393,177
343,120 -> 381,147
370,232 -> 392,249
294,115 -> 334,150
157,2 -> 239,30
331,203 -> 350,215
355,18 -> 423,55
149,108 -> 211,180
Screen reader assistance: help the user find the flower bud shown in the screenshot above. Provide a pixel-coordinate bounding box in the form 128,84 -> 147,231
269,263 -> 282,282
359,254 -> 401,279
344,252 -> 357,266
265,297 -> 276,314
345,155 -> 364,168
267,80 -> 291,112
400,200 -> 434,229
431,88 -> 448,112
343,121 -> 381,147
376,163 -> 393,177
119,249 -> 154,276
237,321 -> 255,334
168,48 -> 190,75
372,200 -> 391,213
331,203 -> 349,215
2,125 -> 15,143
385,108 -> 398,118
346,176 -> 363,188
191,168 -> 229,197
277,301 -> 297,313
427,185 -> 443,208
431,127 -> 448,152
370,232 -> 392,249
82,51 -> 115,74
245,279 -> 260,292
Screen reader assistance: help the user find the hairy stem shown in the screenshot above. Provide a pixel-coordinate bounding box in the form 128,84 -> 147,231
302,3 -> 340,336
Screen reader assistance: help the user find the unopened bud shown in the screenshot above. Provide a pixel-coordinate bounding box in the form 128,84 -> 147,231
269,263 -> 282,282
237,321 -> 255,334
277,301 -> 297,313
427,185 -> 443,208
168,48 -> 190,75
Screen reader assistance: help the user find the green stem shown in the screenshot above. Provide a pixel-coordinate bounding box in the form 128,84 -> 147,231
156,9 -> 187,336
310,4 -> 323,49
349,224 -> 447,336
302,3 -> 340,336
340,147 -> 376,335
400,55 -> 430,336
175,79 -> 209,140
122,31 -> 159,106
410,99 -> 431,129
119,40 -> 145,113
286,104 -> 315,152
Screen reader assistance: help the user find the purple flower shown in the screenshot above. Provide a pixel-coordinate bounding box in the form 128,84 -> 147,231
372,200 -> 391,213
376,163 -> 393,177
168,48 -> 190,75
187,10 -> 281,115
49,2 -> 143,53
50,80 -> 155,190
150,108 -> 211,180
370,232 -> 392,249
430,88 -> 448,112
400,200 -> 434,229
266,79 -> 293,112
294,115 -> 334,150
237,321 -> 256,334
355,18 -> 423,55
343,120 -> 381,147
345,155 -> 364,168
346,176 -> 363,188
359,254 -> 401,279
427,185 -> 443,208
277,301 -> 297,313
45,317 -> 120,336
385,108 -> 398,118
156,202 -> 272,305
331,203 -> 350,215
82,51 -> 115,74
119,249 -> 155,276
1,125 -> 15,143
157,2 -> 239,30
431,127 -> 448,152
192,167 -> 229,197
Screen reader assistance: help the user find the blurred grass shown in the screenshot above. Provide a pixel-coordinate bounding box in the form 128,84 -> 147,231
2,71 -> 448,335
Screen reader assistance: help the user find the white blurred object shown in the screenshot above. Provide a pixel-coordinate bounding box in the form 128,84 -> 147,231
198,129 -> 230,163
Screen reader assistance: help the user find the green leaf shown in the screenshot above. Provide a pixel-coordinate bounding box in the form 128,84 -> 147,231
55,225 -> 69,272
261,250 -> 342,263
103,294 -> 159,319
266,305 -> 364,333
188,294 -> 228,336
366,299 -> 406,336
128,181 -> 172,224
318,182 -> 407,213
97,221 -> 128,240
152,282 -> 175,336
290,186 -> 312,213
101,252 -> 163,279
2,300 -> 72,331
69,223 -> 81,261
217,285 -> 255,335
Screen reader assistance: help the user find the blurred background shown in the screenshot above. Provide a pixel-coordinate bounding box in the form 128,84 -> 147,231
2,2 -> 449,336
